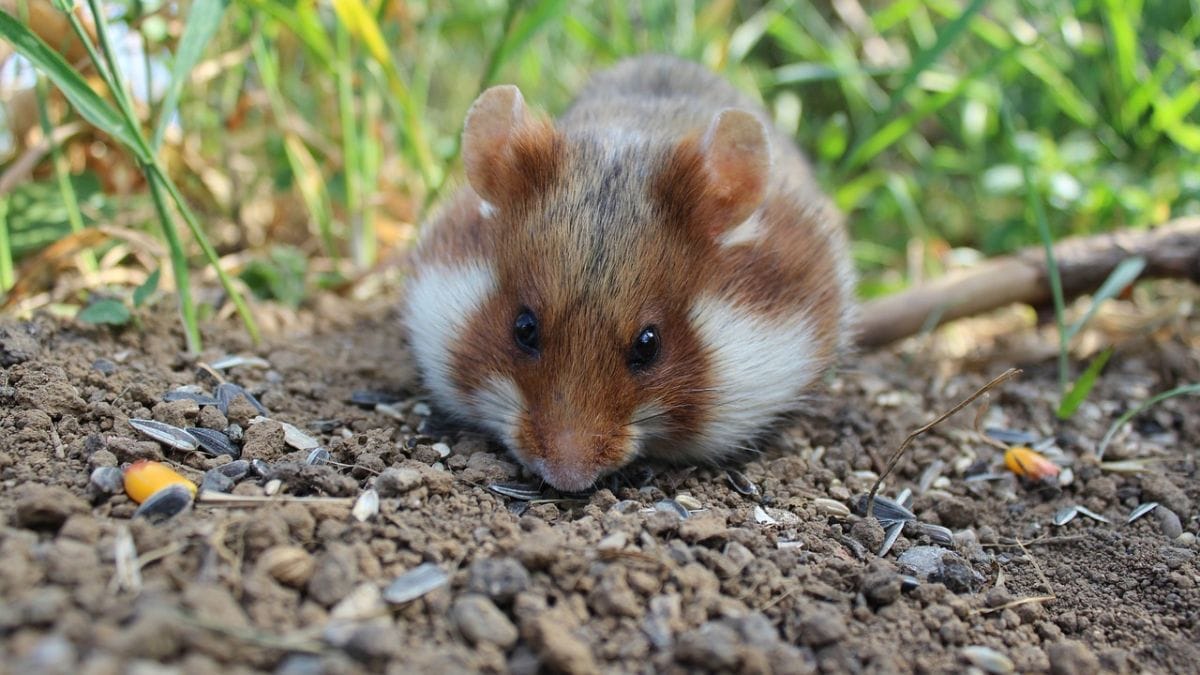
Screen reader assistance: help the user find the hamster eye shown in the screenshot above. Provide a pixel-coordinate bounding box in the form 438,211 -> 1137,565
513,308 -> 540,355
628,325 -> 660,372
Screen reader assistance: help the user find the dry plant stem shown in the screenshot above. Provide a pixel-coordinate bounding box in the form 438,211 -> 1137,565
865,368 -> 1022,519
976,538 -> 1056,614
857,217 -> 1200,348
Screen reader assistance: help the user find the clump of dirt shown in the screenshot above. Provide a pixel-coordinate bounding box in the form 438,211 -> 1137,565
0,289 -> 1197,674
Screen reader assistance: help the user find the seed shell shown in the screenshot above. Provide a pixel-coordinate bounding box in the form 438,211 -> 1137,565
961,645 -> 1014,674
216,382 -> 269,416
383,563 -> 449,604
305,448 -> 331,465
1075,506 -> 1110,524
878,521 -> 905,556
726,469 -> 759,496
654,499 -> 691,520
132,483 -> 193,523
186,427 -> 239,458
1127,502 -> 1159,523
1053,505 -> 1079,526
488,482 -> 543,501
128,418 -> 199,451
854,494 -> 917,526
210,354 -> 271,370
352,489 -> 380,522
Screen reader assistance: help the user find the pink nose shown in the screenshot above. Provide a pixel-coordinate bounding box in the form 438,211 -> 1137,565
536,429 -> 600,491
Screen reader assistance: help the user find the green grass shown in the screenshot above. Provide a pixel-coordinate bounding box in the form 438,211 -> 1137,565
1,0 -> 1197,358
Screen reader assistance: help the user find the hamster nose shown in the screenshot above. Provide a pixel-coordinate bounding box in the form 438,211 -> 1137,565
537,430 -> 600,492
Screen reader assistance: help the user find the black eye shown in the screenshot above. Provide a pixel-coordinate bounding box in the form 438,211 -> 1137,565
628,325 -> 660,371
513,308 -> 539,355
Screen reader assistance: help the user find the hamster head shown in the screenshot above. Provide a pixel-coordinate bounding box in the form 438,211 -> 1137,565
408,85 -> 787,492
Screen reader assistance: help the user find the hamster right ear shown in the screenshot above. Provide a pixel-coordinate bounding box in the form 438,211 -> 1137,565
462,85 -> 561,206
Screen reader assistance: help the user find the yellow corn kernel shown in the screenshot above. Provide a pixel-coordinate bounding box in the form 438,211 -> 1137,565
123,460 -> 198,504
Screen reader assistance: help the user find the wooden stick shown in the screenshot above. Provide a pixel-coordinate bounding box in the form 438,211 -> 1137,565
856,218 -> 1200,349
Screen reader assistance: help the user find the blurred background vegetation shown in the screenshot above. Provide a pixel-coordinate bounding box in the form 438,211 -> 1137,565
1,0 -> 1198,347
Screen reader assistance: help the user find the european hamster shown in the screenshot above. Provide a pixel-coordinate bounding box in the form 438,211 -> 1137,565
405,56 -> 854,491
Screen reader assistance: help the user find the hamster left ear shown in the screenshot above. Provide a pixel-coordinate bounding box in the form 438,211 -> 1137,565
462,85 -> 561,206
699,109 -> 771,230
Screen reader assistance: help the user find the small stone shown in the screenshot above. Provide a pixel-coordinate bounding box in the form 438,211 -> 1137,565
849,518 -> 886,552
376,467 -> 423,497
1139,474 -> 1191,516
307,543 -> 359,607
862,568 -> 902,606
528,613 -> 598,675
15,484 -> 88,531
200,469 -> 235,494
1047,640 -> 1100,675
675,621 -> 741,670
468,557 -> 530,603
452,594 -> 518,648
795,607 -> 846,647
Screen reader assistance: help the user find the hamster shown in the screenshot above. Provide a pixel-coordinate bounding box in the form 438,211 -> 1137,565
404,56 -> 854,491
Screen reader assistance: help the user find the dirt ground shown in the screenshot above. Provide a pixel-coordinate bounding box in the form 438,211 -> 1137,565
0,283 -> 1197,675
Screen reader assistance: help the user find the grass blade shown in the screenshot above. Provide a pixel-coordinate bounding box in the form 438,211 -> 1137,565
1057,348 -> 1113,419
838,0 -> 987,174
0,9 -> 145,159
34,74 -> 96,273
1097,383 -> 1200,459
1065,256 -> 1146,342
0,197 -> 11,291
152,0 -> 230,150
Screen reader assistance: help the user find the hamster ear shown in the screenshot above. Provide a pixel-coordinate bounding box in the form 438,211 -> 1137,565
462,85 -> 560,205
698,109 -> 771,229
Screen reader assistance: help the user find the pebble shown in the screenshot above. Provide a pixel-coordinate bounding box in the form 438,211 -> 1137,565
376,467 -> 423,497
452,594 -> 518,648
89,466 -> 125,496
467,557 -> 530,602
307,543 -> 359,607
1046,640 -> 1100,675
794,607 -> 847,647
675,621 -> 741,670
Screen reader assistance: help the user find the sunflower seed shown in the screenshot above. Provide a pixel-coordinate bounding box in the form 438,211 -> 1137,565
132,483 -> 193,523
726,469 -> 759,497
654,499 -> 691,520
917,459 -> 945,494
984,428 -> 1040,445
431,442 -> 452,459
383,563 -> 448,604
349,390 -> 402,408
128,418 -> 199,451
1127,502 -> 1159,523
215,383 -> 268,416
1075,506 -> 1110,524
488,482 -> 543,501
854,494 -> 917,526
250,458 -> 271,478
162,388 -> 219,406
186,427 -> 239,458
878,521 -> 905,556
275,421 -> 320,450
900,574 -> 921,591
352,489 -> 379,522
896,488 -> 913,509
200,469 -> 235,494
961,645 -> 1014,674
209,354 -> 270,370
813,498 -> 851,518
1053,505 -> 1079,526
674,494 -> 703,511
217,460 -> 250,481
306,419 -> 341,434
375,403 -> 405,420
264,479 -> 282,496
305,448 -> 331,466
910,522 -> 955,547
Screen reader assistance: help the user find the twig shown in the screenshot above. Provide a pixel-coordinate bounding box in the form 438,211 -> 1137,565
866,368 -> 1021,518
857,217 -> 1200,348
196,491 -> 355,507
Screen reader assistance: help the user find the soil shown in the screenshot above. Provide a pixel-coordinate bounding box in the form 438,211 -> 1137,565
1,285 -> 1197,675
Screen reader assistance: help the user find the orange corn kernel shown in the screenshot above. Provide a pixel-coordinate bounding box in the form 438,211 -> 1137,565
1003,446 -> 1060,481
123,460 -> 197,504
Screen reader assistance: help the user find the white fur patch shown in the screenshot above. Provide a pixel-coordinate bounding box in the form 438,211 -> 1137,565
629,401 -> 671,449
405,261 -> 496,414
469,376 -> 524,448
687,296 -> 820,459
478,200 -> 497,219
717,212 -> 763,248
